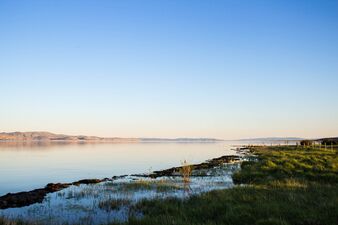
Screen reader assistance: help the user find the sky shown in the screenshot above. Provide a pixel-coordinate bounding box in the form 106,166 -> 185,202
0,0 -> 337,139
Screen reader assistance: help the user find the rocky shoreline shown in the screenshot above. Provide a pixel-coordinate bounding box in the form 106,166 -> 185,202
0,148 -> 248,209
134,155 -> 242,178
0,179 -> 106,209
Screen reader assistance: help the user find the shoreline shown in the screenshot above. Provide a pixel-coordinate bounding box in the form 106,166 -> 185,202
1,145 -> 335,225
0,148 -> 247,209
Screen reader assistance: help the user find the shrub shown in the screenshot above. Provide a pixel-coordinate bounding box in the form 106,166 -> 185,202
300,140 -> 313,146
321,139 -> 338,145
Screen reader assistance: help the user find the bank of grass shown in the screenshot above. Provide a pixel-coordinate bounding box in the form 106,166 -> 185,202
112,145 -> 338,225
233,145 -> 338,184
105,179 -> 183,193
99,198 -> 132,212
0,217 -> 30,225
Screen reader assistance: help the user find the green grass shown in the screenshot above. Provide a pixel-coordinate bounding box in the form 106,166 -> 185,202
105,179 -> 183,193
111,146 -> 338,225
0,217 -> 32,225
122,183 -> 336,225
232,145 -> 338,184
99,198 -> 132,212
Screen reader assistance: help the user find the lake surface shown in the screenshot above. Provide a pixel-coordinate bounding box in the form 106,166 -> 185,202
0,142 -> 243,196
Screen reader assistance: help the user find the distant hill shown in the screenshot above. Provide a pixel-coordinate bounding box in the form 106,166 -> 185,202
140,138 -> 223,143
0,132 -> 223,143
6,132 -> 329,144
0,132 -> 138,143
235,137 -> 303,142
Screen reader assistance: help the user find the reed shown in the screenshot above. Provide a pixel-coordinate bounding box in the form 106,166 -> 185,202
180,160 -> 192,191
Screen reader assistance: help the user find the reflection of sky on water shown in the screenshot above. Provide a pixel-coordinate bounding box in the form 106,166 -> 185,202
0,142 -> 239,195
0,163 -> 240,225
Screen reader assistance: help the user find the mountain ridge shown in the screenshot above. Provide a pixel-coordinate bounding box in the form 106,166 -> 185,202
235,137 -> 304,141
0,132 -> 138,142
0,132 -> 222,143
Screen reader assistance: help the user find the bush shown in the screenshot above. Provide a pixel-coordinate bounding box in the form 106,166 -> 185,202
321,139 -> 338,145
300,140 -> 313,146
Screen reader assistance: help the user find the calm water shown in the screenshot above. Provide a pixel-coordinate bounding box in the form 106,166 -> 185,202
0,142 -> 242,196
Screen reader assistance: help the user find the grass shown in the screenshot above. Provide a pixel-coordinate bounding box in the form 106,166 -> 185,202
105,179 -> 184,193
123,183 -> 336,225
0,218 -> 32,225
110,145 -> 338,225
232,145 -> 338,184
99,198 -> 132,212
64,185 -> 101,200
180,160 -> 192,190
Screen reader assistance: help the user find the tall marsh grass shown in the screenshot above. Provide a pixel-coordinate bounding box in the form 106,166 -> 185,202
180,160 -> 192,191
180,160 -> 192,183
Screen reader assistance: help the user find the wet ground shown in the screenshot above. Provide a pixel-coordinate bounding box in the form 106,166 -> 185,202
0,162 -> 241,225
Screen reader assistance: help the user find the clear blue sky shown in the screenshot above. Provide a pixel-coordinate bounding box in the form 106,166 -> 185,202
0,0 -> 337,139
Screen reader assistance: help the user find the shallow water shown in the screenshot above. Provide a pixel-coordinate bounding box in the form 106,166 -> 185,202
0,163 -> 241,225
0,142 -> 243,195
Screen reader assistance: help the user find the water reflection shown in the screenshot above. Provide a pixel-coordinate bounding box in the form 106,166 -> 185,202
0,142 -> 236,195
0,163 -> 241,225
0,141 -> 117,149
